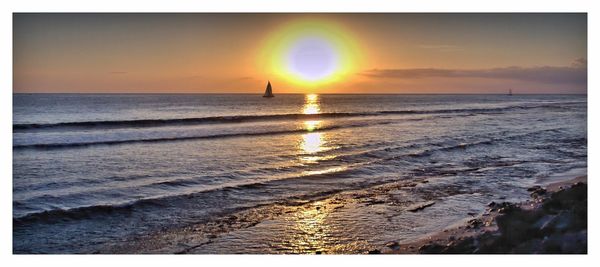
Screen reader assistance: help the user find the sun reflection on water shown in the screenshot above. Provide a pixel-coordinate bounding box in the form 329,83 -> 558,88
284,94 -> 355,253
299,94 -> 329,163
301,132 -> 323,154
302,94 -> 321,115
287,201 -> 330,253
302,166 -> 347,176
303,120 -> 321,132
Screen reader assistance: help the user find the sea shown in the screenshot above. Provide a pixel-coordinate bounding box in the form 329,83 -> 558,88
13,94 -> 587,253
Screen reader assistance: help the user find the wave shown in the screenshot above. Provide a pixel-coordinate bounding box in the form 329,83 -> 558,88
13,125 -> 576,227
13,162 -> 365,226
13,103 -> 570,132
13,112 -> 372,131
13,126 -> 568,226
13,121 -> 392,150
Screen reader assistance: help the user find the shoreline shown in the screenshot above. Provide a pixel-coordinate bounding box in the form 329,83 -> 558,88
99,172 -> 588,254
381,175 -> 588,254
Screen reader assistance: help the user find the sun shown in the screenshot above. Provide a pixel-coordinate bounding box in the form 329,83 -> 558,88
258,18 -> 363,88
287,37 -> 338,81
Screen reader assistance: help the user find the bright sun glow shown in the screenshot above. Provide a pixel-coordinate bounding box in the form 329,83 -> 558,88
259,19 -> 363,87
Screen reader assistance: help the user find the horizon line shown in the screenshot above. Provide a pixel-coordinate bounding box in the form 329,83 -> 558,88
12,92 -> 588,95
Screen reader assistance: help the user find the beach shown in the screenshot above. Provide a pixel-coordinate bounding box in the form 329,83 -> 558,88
13,94 -> 587,253
382,175 -> 587,254
98,172 -> 587,254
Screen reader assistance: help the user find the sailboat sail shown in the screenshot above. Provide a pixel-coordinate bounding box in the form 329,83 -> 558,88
263,81 -> 274,97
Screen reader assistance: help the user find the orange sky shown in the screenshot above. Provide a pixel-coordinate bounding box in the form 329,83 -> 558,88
13,13 -> 587,94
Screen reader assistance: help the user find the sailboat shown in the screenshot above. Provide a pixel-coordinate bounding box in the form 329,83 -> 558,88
508,89 -> 513,96
263,81 -> 274,98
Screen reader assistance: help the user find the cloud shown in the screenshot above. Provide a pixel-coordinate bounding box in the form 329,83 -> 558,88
571,57 -> 587,68
362,63 -> 587,85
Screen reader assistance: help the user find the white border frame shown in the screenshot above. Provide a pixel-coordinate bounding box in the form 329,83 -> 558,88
1,1 -> 594,266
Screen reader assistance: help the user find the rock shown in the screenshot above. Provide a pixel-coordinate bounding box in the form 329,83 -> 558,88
385,241 -> 400,250
537,188 -> 547,194
423,183 -> 588,254
315,251 -> 322,254
368,249 -> 381,254
497,202 -> 518,214
555,231 -> 587,253
545,211 -> 573,233
418,244 -> 430,251
527,185 -> 547,198
419,243 -> 446,253
533,214 -> 556,231
527,186 -> 542,192
467,218 -> 483,228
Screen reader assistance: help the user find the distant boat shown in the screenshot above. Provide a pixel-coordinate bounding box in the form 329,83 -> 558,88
508,89 -> 513,96
263,81 -> 274,98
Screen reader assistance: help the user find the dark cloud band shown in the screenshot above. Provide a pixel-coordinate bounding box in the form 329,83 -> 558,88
363,64 -> 587,85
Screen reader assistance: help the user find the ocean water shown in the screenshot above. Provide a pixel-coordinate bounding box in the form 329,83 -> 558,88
13,94 -> 587,253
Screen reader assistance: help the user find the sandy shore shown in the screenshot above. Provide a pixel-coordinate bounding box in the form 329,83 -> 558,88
380,175 -> 587,254
101,173 -> 587,254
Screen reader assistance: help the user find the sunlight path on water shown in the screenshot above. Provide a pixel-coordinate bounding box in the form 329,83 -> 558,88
298,94 -> 341,168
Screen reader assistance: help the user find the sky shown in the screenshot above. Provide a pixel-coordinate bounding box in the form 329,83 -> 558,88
13,13 -> 587,94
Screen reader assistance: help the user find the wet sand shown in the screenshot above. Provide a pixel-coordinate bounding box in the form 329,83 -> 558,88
101,176 -> 485,254
100,173 -> 587,254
